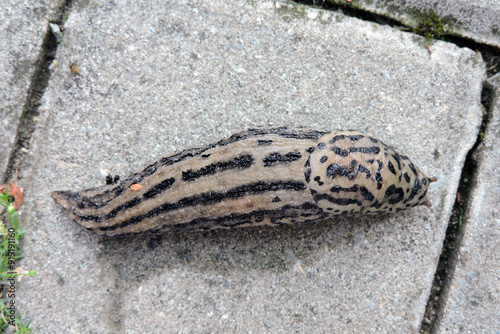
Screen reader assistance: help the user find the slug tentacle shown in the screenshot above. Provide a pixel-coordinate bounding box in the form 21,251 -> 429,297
52,127 -> 432,237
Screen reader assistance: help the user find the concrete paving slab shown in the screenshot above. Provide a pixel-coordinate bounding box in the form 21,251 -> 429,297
328,0 -> 500,48
436,75 -> 500,333
0,0 -> 59,181
16,0 -> 484,332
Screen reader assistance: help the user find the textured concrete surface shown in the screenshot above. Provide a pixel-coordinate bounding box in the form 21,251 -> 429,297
328,0 -> 500,48
436,76 -> 500,333
0,0 -> 491,332
0,0 -> 59,181
15,0 -> 485,332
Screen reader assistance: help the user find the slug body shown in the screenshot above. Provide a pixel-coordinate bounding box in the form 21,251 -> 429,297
52,127 -> 432,237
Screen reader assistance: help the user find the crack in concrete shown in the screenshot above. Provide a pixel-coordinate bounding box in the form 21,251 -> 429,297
420,84 -> 494,334
1,0 -> 74,184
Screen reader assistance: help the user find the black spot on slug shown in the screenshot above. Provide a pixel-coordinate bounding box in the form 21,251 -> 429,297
332,146 -> 349,157
388,161 -> 397,175
305,169 -> 311,183
320,156 -> 328,163
313,176 -> 324,186
306,147 -> 315,154
403,173 -> 410,183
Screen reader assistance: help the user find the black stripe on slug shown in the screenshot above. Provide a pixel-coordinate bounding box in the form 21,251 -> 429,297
105,197 -> 142,219
78,184 -> 126,209
409,163 -> 418,176
99,181 -> 308,232
149,202 -> 324,233
143,177 -> 176,199
257,139 -> 273,145
262,151 -> 302,167
391,153 -> 402,170
348,135 -> 364,141
313,193 -> 362,206
349,146 -> 381,154
72,209 -> 101,222
369,137 -> 378,143
306,147 -> 315,154
330,185 -> 358,193
182,154 -> 254,181
217,127 -> 329,146
329,135 -> 345,144
120,146 -> 212,188
331,146 -> 349,157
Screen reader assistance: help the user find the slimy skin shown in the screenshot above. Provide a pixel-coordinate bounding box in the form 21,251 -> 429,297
51,127 -> 432,237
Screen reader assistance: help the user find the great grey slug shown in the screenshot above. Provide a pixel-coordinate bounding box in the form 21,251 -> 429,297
51,126 -> 434,237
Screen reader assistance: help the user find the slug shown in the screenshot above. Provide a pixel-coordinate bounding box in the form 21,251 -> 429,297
51,127 -> 433,237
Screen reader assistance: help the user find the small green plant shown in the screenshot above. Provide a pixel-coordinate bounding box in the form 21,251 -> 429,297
0,187 -> 36,333
414,10 -> 445,41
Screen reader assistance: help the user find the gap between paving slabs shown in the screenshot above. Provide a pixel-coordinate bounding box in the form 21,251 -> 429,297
1,0 -> 74,185
419,85 -> 495,334
3,0 -> 500,332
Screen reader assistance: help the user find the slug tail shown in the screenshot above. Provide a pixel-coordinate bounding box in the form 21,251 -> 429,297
51,190 -> 81,214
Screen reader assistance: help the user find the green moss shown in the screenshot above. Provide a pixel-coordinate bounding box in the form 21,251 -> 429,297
275,2 -> 307,23
414,11 -> 445,41
175,248 -> 193,263
408,9 -> 459,44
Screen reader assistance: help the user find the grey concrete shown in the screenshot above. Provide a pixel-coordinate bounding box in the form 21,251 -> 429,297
0,1 -> 59,181
329,0 -> 500,48
436,75 -> 500,333
12,0 -> 485,333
